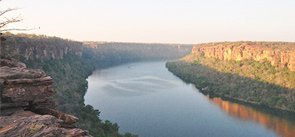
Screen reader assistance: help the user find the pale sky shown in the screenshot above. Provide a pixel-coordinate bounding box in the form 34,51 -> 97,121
1,0 -> 295,44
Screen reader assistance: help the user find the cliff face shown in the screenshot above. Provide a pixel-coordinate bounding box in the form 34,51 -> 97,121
1,34 -> 83,60
1,34 -> 191,64
0,34 -> 190,137
0,60 -> 54,108
0,59 -> 90,137
167,42 -> 295,112
191,42 -> 295,71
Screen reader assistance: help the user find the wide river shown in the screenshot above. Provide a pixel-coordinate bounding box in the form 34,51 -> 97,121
85,61 -> 295,137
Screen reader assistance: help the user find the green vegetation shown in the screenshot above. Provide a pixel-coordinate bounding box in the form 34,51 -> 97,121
84,42 -> 192,68
193,56 -> 295,89
2,33 -> 192,137
25,54 -> 137,137
166,57 -> 295,112
0,34 -> 142,137
167,42 -> 295,112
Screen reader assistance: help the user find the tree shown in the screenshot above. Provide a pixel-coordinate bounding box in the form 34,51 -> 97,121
0,0 -> 22,32
0,0 -> 22,58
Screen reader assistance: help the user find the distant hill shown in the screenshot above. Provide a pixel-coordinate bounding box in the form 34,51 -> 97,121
83,41 -> 192,67
1,33 -> 192,65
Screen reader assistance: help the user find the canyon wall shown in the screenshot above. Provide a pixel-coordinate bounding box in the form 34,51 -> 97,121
0,33 -> 190,136
1,33 -> 83,60
191,42 -> 295,71
1,34 -> 191,63
167,41 -> 295,112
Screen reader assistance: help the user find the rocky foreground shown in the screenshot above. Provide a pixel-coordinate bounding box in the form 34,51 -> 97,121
0,59 -> 91,137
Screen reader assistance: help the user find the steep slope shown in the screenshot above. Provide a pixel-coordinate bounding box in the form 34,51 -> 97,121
1,33 -> 83,60
1,34 -> 135,137
167,42 -> 295,112
1,33 -> 192,136
190,42 -> 295,71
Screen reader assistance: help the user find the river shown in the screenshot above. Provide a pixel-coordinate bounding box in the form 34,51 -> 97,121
84,61 -> 295,137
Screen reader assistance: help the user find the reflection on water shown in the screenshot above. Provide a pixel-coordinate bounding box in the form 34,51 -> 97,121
100,75 -> 178,97
210,98 -> 295,137
85,61 -> 294,137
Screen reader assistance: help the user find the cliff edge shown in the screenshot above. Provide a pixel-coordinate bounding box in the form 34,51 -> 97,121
0,59 -> 91,137
190,42 -> 295,71
167,42 -> 295,112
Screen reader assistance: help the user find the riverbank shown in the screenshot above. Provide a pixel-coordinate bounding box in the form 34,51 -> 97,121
1,33 -> 192,136
166,60 -> 295,113
24,54 -> 130,137
85,61 -> 294,137
166,42 -> 295,113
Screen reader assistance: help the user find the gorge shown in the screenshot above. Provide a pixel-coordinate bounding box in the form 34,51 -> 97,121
1,34 -> 295,137
1,0 -> 294,136
0,33 -> 191,137
85,61 -> 295,137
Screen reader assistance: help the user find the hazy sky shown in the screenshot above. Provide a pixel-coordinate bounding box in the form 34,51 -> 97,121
2,0 -> 295,43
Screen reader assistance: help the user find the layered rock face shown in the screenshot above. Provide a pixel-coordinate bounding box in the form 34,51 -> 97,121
0,59 -> 55,114
0,59 -> 90,137
1,34 -> 83,60
191,42 -> 295,71
0,111 -> 89,137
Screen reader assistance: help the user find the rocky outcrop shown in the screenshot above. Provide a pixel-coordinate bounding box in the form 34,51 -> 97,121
191,42 -> 295,71
0,59 -> 91,137
0,59 -> 55,113
0,111 -> 89,137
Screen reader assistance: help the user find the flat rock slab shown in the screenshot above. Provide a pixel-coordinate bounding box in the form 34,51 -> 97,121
0,111 -> 91,137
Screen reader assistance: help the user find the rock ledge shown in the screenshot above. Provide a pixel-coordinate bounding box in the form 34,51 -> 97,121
0,59 -> 91,137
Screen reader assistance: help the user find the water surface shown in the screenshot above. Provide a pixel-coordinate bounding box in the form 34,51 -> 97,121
85,61 -> 294,137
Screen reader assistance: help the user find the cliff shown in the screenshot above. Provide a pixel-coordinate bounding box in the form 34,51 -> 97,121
1,33 -> 191,66
1,33 -> 83,60
0,33 -> 190,137
191,42 -> 295,71
0,59 -> 90,137
166,41 -> 295,112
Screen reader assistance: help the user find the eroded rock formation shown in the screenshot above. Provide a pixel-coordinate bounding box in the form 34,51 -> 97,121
1,34 -> 83,60
0,59 -> 91,137
0,111 -> 88,137
191,42 -> 295,71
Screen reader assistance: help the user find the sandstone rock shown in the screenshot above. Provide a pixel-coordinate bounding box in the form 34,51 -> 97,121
0,59 -> 91,136
0,59 -> 54,109
32,108 -> 79,125
191,42 -> 295,71
0,59 -> 26,68
2,34 -> 84,60
0,111 -> 91,137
